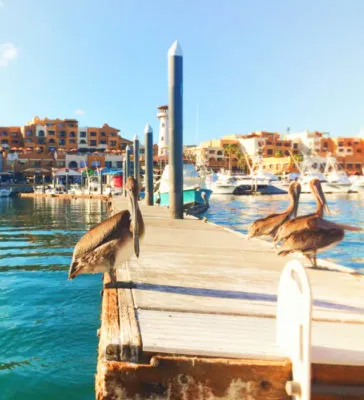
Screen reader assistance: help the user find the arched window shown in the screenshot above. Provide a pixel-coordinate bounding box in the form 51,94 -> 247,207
217,151 -> 223,156
79,139 -> 87,144
48,139 -> 56,144
68,161 -> 78,169
38,130 -> 45,137
70,131 -> 76,138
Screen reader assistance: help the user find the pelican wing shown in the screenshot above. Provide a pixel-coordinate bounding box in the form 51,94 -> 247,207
278,227 -> 344,255
72,210 -> 131,260
316,219 -> 362,232
248,212 -> 289,238
274,213 -> 318,243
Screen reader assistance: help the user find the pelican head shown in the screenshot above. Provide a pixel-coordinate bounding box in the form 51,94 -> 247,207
288,180 -> 301,218
310,178 -> 331,216
125,176 -> 140,258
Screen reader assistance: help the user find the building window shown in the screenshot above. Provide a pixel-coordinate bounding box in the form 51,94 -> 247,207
79,139 -> 87,144
70,131 -> 76,138
32,161 -> 41,168
59,131 -> 66,137
48,130 -> 55,135
68,161 -> 78,169
100,140 -> 107,145
80,131 -> 87,138
48,139 -> 56,144
293,143 -> 298,149
1,131 -> 7,136
323,142 -> 328,147
37,138 -> 45,145
116,161 -> 122,168
284,150 -> 289,156
1,140 -> 8,145
49,147 -> 56,152
357,149 -> 362,153
101,132 -> 106,136
90,132 -> 97,137
110,141 -> 117,147
56,161 -> 65,167
347,164 -> 353,169
26,131 -> 33,137
38,130 -> 45,137
11,132 -> 18,137
267,149 -> 273,155
91,160 -> 101,167
348,142 -> 352,146
59,139 -> 65,146
105,161 -> 112,168
67,123 -> 74,127
12,140 -> 19,145
69,139 -> 76,144
276,142 -> 282,146
356,163 -> 361,169
90,140 -> 97,146
111,132 -> 116,136
338,148 -> 344,152
338,141 -> 344,147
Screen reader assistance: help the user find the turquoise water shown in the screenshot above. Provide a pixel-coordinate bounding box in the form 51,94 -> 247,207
0,195 -> 363,400
0,197 -> 107,400
204,192 -> 364,270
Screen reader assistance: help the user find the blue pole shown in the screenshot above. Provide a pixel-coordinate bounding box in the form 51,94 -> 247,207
168,40 -> 184,219
144,123 -> 154,206
133,135 -> 140,195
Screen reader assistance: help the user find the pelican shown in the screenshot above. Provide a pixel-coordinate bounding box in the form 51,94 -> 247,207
247,181 -> 301,240
276,179 -> 361,268
274,178 -> 329,244
68,176 -> 144,282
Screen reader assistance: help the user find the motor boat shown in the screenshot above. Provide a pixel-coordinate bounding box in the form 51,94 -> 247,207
350,176 -> 364,194
0,188 -> 13,197
154,164 -> 211,207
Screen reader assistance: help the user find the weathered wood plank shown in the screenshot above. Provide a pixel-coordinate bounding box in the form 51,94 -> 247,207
116,267 -> 142,362
99,274 -> 121,361
96,356 -> 292,400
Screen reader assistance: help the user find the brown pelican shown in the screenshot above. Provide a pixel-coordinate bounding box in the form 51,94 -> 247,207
274,178 -> 329,244
276,179 -> 361,268
68,176 -> 144,282
247,181 -> 301,240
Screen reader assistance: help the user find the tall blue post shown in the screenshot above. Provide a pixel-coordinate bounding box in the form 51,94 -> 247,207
144,123 -> 154,206
123,155 -> 127,197
126,145 -> 131,177
168,40 -> 184,219
133,135 -> 140,195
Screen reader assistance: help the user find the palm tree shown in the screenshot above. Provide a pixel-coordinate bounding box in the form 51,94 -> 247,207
223,144 -> 238,171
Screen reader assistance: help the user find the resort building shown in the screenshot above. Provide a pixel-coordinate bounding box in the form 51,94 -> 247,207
0,116 -> 132,177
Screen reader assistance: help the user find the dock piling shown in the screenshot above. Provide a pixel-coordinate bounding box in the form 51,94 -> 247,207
144,123 -> 154,206
133,135 -> 140,195
168,40 -> 184,219
123,156 -> 127,197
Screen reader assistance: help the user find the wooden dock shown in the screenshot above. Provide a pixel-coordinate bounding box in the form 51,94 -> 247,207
96,197 -> 364,400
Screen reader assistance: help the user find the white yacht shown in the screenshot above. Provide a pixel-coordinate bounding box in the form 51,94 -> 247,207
68,184 -> 84,195
350,176 -> 364,194
210,174 -> 237,194
324,155 -> 352,193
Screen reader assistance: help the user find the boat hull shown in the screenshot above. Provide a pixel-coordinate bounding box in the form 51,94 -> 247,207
154,187 -> 212,207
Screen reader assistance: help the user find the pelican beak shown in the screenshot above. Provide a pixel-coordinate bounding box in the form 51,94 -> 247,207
315,181 -> 331,216
68,260 -> 79,280
129,188 -> 140,258
293,183 -> 301,218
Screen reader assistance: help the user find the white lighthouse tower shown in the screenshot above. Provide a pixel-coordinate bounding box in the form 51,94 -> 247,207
157,105 -> 169,157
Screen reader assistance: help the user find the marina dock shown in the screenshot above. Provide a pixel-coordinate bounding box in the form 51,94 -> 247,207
96,197 -> 364,400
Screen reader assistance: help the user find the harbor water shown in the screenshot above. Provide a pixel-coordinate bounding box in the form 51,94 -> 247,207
0,194 -> 363,399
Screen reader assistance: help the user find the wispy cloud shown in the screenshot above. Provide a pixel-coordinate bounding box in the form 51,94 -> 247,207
75,109 -> 85,115
0,43 -> 18,67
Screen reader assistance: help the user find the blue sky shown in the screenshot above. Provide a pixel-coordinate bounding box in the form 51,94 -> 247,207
1,0 -> 364,144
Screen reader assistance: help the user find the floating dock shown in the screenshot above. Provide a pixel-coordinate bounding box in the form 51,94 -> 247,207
96,197 -> 364,399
